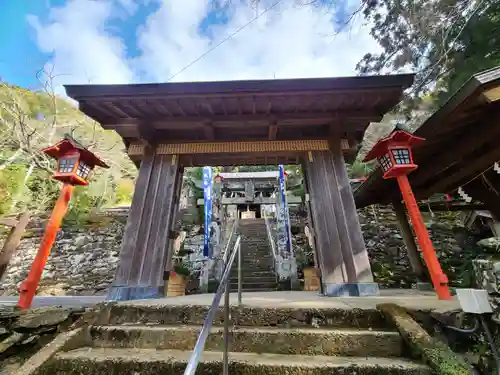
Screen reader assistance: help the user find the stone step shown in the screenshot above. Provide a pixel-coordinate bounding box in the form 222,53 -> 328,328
237,256 -> 274,261
230,264 -> 274,270
230,276 -> 277,284
229,281 -> 277,290
240,260 -> 274,265
90,304 -> 387,329
229,287 -> 277,292
241,258 -> 274,262
89,325 -> 403,357
231,267 -> 275,273
240,246 -> 272,250
240,256 -> 274,260
48,348 -> 431,375
229,270 -> 276,278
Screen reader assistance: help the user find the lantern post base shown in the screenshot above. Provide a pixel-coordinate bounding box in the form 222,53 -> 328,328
106,286 -> 164,301
323,282 -> 379,297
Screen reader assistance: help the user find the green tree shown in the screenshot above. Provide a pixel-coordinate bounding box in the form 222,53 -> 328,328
356,0 -> 500,109
0,70 -> 137,218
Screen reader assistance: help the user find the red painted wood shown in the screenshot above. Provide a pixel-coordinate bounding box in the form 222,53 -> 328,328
18,184 -> 74,309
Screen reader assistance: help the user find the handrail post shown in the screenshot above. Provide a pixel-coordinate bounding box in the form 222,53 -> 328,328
183,235 -> 241,375
223,281 -> 230,375
237,241 -> 242,306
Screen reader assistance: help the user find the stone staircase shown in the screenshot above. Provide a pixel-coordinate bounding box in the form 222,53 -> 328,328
32,303 -> 432,374
230,218 -> 277,292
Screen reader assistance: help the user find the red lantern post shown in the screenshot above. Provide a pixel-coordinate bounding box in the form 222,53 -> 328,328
17,138 -> 109,310
364,130 -> 451,300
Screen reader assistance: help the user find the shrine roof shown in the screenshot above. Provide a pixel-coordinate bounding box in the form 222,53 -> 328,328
65,74 -> 414,151
219,171 -> 279,180
354,66 -> 500,211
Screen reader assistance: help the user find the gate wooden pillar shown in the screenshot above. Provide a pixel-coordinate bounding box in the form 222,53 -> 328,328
107,147 -> 183,301
302,141 -> 378,296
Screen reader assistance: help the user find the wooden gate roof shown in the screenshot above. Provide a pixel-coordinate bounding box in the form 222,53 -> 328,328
354,66 -> 500,212
65,75 -> 413,166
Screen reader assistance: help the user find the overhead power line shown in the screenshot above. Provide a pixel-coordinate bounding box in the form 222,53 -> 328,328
166,0 -> 284,82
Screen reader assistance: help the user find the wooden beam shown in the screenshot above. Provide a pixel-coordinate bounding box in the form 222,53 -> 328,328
151,139 -> 339,154
103,102 -> 131,118
423,145 -> 500,196
108,152 -> 181,300
179,153 -> 301,167
201,121 -> 214,140
0,218 -> 18,227
0,211 -> 30,280
304,148 -> 376,296
76,83 -> 405,101
136,123 -> 159,146
418,201 -> 486,212
153,100 -> 173,117
237,98 -> 242,115
204,101 -> 214,115
174,100 -> 186,116
196,196 -> 302,206
464,176 -> 500,220
99,111 -> 381,127
392,200 -> 426,280
411,113 -> 500,187
268,123 -> 278,140
118,101 -> 144,117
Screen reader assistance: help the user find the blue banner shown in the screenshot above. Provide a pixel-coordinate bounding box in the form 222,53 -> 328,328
203,166 -> 213,257
278,165 -> 291,253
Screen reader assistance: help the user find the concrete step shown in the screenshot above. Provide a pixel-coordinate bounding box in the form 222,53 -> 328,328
89,325 -> 404,357
90,304 -> 388,329
48,348 -> 431,374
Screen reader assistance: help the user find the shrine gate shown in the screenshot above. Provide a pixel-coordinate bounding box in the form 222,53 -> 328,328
66,74 -> 414,300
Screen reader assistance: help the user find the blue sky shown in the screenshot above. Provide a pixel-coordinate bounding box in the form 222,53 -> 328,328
0,0 -> 378,93
0,1 -> 50,87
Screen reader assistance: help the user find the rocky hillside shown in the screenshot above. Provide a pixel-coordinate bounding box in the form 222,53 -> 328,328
0,84 -> 137,217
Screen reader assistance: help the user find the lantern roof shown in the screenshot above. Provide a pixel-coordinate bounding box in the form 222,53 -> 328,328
363,129 -> 425,162
42,137 -> 110,169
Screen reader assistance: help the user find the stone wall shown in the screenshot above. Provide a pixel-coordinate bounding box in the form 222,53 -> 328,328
0,212 -> 204,297
0,215 -> 126,296
0,204 -> 492,296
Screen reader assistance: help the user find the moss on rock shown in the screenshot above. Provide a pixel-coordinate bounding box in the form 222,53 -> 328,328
377,303 -> 474,375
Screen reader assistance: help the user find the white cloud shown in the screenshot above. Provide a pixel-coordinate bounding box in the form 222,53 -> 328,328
27,0 -> 135,92
137,0 -> 380,82
28,0 -> 381,91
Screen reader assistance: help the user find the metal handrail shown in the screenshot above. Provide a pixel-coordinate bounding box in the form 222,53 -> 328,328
222,217 -> 238,264
263,212 -> 278,262
184,234 -> 242,375
264,212 -> 281,275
